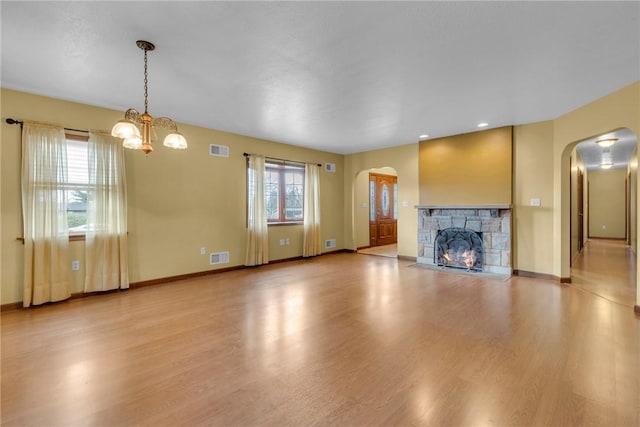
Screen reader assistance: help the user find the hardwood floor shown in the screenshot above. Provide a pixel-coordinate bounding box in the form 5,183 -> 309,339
357,243 -> 398,258
2,246 -> 639,426
570,239 -> 637,308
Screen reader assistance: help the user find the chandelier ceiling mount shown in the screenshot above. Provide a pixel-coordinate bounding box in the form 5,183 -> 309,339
111,40 -> 187,154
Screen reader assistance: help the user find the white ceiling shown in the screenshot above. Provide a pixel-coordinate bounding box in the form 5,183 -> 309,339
1,1 -> 639,155
575,129 -> 637,171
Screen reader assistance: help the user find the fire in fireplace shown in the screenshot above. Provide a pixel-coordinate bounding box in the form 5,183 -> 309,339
435,228 -> 483,271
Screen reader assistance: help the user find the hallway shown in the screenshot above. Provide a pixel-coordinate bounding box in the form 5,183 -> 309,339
570,239 -> 637,309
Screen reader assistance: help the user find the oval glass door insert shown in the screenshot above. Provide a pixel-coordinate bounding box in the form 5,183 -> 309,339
382,184 -> 390,216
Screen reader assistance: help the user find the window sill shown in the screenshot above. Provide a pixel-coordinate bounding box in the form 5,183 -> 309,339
268,222 -> 303,226
69,234 -> 86,242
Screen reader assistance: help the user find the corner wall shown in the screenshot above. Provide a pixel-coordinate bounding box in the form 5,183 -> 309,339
552,81 -> 639,305
512,121 -> 554,275
344,144 -> 419,258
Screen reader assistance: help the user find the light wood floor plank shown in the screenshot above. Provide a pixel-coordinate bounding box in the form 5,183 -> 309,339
1,240 -> 638,426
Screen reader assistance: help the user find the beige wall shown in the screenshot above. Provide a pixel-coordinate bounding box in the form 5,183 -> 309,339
1,89 -> 344,304
3,81 -> 639,308
588,169 -> 627,239
629,148 -> 638,252
554,81 -> 640,286
512,121 -> 554,275
569,148 -> 585,262
354,167 -> 397,248
419,126 -> 512,206
344,144 -> 419,258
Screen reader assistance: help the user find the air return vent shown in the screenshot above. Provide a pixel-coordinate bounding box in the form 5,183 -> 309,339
324,239 -> 336,249
209,251 -> 230,265
325,163 -> 336,173
209,144 -> 230,157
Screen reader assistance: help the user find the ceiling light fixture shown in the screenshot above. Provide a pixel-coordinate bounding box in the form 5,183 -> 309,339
419,134 -> 429,140
477,122 -> 489,128
600,161 -> 613,169
595,137 -> 618,148
111,40 -> 187,154
600,147 -> 613,169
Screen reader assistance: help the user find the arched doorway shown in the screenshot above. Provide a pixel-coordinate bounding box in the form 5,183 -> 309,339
354,167 -> 399,258
565,128 -> 637,307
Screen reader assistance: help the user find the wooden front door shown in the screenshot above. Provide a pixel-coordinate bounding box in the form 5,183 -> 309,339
369,173 -> 397,246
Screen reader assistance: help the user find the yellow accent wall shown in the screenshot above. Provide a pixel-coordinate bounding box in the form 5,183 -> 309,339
1,89 -> 344,304
419,126 -> 512,206
588,169 -> 627,239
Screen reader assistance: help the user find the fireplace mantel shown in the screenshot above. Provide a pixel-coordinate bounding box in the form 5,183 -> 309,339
415,204 -> 512,209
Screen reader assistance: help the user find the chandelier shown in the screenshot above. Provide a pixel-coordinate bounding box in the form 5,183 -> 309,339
111,40 -> 187,154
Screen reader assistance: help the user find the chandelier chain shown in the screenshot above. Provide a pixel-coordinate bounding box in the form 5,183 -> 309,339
143,48 -> 149,113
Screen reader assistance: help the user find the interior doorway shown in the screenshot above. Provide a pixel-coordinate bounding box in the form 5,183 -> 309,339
354,167 -> 398,259
369,173 -> 397,247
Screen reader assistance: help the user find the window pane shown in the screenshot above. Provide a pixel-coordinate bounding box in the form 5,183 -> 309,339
264,169 -> 280,220
369,180 -> 376,221
66,138 -> 89,234
66,139 -> 89,185
284,170 -> 303,220
393,183 -> 398,220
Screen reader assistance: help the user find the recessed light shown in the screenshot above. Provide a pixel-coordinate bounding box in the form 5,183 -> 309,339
419,134 -> 429,140
477,122 -> 489,128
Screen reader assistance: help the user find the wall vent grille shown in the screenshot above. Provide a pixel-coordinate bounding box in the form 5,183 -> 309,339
210,251 -> 230,265
325,163 -> 336,173
209,144 -> 230,157
324,239 -> 336,249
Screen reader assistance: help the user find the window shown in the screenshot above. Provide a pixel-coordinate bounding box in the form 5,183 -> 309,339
264,161 -> 305,223
65,135 -> 89,236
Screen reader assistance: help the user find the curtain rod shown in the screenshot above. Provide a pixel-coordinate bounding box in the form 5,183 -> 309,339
5,118 -> 89,134
243,152 -> 321,167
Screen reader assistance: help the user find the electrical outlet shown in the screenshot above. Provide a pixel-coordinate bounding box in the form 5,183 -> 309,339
285,238 -> 290,245
71,260 -> 80,271
530,198 -> 541,206
279,239 -> 285,246
602,225 -> 607,230
200,247 -> 206,255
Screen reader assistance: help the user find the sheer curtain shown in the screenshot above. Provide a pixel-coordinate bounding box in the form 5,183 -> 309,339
303,163 -> 322,257
84,132 -> 129,292
21,123 -> 70,307
245,154 -> 269,266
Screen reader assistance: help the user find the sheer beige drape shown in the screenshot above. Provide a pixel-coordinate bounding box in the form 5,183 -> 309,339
21,123 -> 70,307
84,132 -> 129,292
245,154 -> 269,266
303,163 -> 322,257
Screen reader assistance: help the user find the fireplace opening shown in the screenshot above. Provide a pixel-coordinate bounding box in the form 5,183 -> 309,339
434,228 -> 483,271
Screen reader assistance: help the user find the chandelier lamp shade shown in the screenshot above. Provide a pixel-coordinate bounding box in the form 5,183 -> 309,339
111,40 -> 187,154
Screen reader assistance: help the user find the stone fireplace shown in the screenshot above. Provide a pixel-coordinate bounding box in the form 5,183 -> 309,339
417,206 -> 511,276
